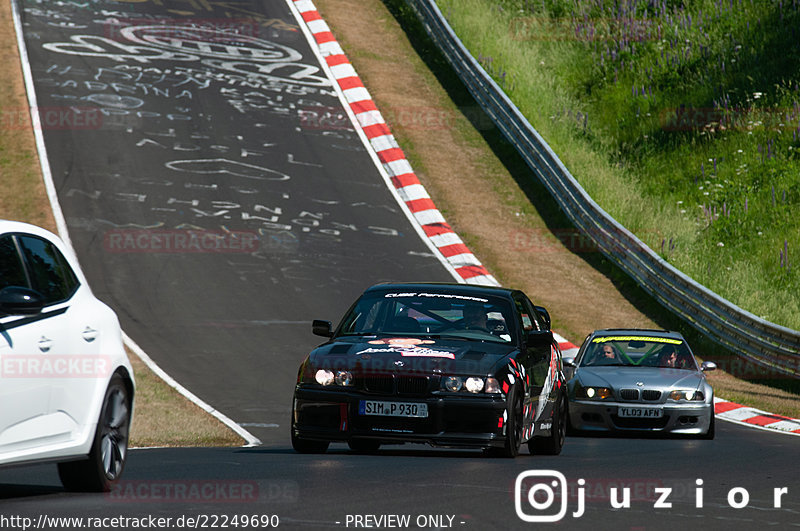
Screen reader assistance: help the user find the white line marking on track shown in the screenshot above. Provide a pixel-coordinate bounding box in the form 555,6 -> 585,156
10,0 -> 261,449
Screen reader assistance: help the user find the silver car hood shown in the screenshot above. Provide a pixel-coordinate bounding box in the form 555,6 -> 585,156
574,367 -> 704,390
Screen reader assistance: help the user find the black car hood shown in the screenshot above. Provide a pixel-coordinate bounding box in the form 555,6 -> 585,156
310,336 -> 518,376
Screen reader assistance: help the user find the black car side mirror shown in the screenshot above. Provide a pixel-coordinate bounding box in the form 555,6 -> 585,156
0,286 -> 45,315
534,305 -> 551,330
312,319 -> 333,337
527,329 -> 554,349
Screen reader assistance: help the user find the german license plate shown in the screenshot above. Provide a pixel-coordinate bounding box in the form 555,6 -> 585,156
618,407 -> 663,418
359,400 -> 428,418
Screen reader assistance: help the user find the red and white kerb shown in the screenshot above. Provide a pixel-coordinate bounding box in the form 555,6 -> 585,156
292,0 -> 497,286
715,398 -> 800,434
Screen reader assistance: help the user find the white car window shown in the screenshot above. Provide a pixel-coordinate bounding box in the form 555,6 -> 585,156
17,235 -> 79,304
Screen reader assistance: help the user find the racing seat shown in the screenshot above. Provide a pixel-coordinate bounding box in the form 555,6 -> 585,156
388,316 -> 421,333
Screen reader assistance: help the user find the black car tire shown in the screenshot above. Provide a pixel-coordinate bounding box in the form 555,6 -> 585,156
291,427 -> 330,454
348,439 -> 381,453
565,408 -> 578,436
700,413 -> 716,440
530,394 -> 566,455
58,373 -> 131,492
488,385 -> 522,458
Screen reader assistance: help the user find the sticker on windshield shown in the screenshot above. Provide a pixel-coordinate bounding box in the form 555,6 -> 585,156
383,292 -> 488,303
592,336 -> 683,345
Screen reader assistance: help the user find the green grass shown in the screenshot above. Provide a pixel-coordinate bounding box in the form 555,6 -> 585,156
437,0 -> 800,329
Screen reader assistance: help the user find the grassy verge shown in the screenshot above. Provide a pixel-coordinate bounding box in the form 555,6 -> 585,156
0,0 -> 243,447
127,351 -> 242,447
436,0 -> 799,329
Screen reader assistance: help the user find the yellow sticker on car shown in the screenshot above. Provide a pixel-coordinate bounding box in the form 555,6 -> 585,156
592,336 -> 683,345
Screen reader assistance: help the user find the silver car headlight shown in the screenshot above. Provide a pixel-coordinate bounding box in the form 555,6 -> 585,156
575,385 -> 613,400
669,390 -> 704,401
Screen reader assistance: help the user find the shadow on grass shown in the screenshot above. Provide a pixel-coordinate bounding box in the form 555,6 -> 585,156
380,0 -> 799,400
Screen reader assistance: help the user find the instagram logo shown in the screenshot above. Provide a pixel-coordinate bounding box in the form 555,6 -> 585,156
513,472 -> 790,521
515,470 -> 574,523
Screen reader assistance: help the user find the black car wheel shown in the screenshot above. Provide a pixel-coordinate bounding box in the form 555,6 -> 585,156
58,374 -> 131,492
700,412 -> 716,440
530,393 -> 566,455
488,385 -> 522,458
348,439 -> 381,453
291,422 -> 330,454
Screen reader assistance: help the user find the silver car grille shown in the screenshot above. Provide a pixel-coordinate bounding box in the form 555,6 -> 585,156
619,389 -> 639,400
619,388 -> 662,401
642,390 -> 661,401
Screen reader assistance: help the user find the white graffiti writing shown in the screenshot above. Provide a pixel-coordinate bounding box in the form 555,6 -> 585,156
119,26 -> 302,63
43,35 -> 198,63
165,158 -> 290,181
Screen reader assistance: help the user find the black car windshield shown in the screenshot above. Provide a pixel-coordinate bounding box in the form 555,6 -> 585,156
578,335 -> 697,370
337,290 -> 518,344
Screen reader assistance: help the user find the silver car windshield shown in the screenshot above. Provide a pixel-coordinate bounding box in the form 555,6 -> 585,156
338,291 -> 517,344
579,336 -> 697,370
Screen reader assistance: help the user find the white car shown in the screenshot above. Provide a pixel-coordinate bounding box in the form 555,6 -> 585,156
0,220 -> 134,491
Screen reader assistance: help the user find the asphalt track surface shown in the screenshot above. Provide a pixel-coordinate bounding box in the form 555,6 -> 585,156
9,0 -> 800,529
16,0 -> 454,446
1,422 -> 799,529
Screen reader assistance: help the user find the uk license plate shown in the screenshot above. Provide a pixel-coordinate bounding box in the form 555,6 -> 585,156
359,400 -> 428,418
618,407 -> 663,418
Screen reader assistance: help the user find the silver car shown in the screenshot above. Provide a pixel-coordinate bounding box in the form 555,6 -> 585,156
565,329 -> 715,438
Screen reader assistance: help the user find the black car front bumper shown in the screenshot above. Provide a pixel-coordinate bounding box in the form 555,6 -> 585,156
292,387 -> 509,449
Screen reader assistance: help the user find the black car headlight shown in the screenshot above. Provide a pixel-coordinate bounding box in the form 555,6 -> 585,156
484,377 -> 501,394
575,385 -> 613,400
669,390 -> 704,401
441,376 -> 499,394
314,369 -> 353,387
464,377 -> 485,393
442,376 -> 463,392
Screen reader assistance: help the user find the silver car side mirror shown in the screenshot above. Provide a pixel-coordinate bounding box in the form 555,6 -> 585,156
701,361 -> 717,372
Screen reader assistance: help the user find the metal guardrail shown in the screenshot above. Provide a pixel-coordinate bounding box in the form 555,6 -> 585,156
406,0 -> 800,377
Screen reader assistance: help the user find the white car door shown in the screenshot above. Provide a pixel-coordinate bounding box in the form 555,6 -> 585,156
15,235 -> 88,443
0,234 -> 75,454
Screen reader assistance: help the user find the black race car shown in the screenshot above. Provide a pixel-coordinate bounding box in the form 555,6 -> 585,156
291,283 -> 568,457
